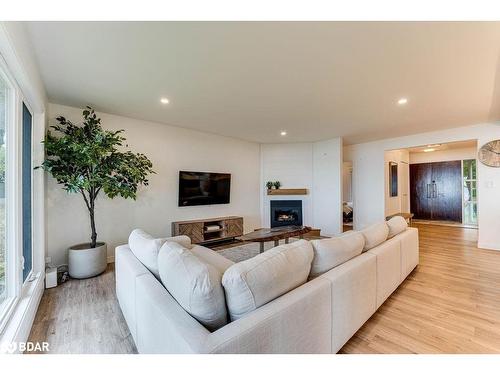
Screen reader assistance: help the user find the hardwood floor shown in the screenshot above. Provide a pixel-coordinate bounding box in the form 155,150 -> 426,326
28,224 -> 500,354
341,223 -> 500,354
28,263 -> 137,354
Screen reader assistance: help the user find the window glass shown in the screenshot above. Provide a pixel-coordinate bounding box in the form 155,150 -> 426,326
22,103 -> 32,281
463,159 -> 477,226
0,76 -> 7,304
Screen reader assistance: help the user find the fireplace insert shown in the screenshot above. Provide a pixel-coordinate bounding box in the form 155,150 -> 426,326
270,200 -> 303,227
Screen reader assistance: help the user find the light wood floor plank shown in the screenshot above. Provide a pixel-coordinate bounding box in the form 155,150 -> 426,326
341,223 -> 500,354
27,263 -> 137,354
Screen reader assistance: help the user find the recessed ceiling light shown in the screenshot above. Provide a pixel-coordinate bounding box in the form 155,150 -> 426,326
160,98 -> 169,104
280,131 -> 287,136
423,148 -> 435,153
397,98 -> 408,105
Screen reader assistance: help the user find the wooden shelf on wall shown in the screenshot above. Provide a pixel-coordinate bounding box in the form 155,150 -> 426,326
267,188 -> 308,195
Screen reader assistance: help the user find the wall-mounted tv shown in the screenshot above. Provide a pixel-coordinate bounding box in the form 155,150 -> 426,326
178,171 -> 231,207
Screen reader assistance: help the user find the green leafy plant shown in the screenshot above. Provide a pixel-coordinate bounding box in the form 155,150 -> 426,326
266,181 -> 274,189
39,107 -> 155,248
273,181 -> 281,189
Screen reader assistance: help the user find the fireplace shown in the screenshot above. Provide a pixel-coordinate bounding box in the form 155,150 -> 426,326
270,200 -> 303,228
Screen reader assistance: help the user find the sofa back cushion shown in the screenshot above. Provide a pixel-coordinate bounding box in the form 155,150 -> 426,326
128,229 -> 168,279
309,231 -> 365,278
387,216 -> 408,238
361,222 -> 389,251
157,241 -> 227,331
128,229 -> 192,279
222,239 -> 314,321
189,245 -> 234,274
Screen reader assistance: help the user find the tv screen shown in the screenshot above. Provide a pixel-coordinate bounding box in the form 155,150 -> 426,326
178,171 -> 231,207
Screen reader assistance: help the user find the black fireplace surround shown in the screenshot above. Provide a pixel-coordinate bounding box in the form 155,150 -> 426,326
270,200 -> 303,228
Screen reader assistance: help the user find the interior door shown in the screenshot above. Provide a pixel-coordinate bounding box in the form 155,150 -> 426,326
430,160 -> 462,222
410,163 -> 432,220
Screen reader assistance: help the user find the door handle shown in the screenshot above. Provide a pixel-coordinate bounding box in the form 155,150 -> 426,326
432,181 -> 437,198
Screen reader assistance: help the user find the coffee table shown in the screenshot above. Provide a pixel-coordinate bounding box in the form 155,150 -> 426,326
240,225 -> 312,253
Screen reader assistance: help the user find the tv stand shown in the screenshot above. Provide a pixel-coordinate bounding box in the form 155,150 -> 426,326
171,216 -> 243,245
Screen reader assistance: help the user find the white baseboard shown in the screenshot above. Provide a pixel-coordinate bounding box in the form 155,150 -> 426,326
478,242 -> 500,251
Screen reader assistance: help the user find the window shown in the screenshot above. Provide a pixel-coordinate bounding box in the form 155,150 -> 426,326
0,56 -> 39,332
463,159 -> 478,226
0,74 -> 6,307
22,103 -> 33,281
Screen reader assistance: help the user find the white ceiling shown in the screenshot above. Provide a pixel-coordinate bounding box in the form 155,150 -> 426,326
24,22 -> 500,144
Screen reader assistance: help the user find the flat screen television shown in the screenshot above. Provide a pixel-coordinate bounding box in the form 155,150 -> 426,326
178,171 -> 231,207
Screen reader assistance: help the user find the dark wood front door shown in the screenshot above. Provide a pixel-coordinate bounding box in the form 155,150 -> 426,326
410,161 -> 462,222
409,163 -> 433,220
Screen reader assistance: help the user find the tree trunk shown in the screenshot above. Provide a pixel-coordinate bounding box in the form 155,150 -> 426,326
89,193 -> 97,248
89,208 -> 97,248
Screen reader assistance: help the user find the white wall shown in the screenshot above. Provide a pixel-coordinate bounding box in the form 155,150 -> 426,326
260,139 -> 342,236
260,143 -> 314,228
312,138 -> 343,235
0,23 -> 47,112
384,149 -> 409,217
47,103 -> 262,266
409,146 -> 477,164
344,123 -> 500,250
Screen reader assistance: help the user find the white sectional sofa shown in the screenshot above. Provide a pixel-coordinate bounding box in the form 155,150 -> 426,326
115,218 -> 418,354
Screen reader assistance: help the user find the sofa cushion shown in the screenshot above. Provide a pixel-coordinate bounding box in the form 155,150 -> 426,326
318,252 -> 377,352
309,232 -> 365,278
368,237 -> 402,308
190,245 -> 235,273
128,229 -> 192,279
222,239 -> 314,321
360,222 -> 389,251
399,227 -> 419,281
387,216 -> 408,238
157,241 -> 227,331
128,229 -> 168,279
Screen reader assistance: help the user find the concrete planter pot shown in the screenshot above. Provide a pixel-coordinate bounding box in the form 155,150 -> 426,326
68,242 -> 107,279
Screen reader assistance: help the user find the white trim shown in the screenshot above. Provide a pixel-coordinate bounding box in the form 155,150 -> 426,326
478,242 -> 500,251
0,53 -> 21,333
0,272 -> 43,353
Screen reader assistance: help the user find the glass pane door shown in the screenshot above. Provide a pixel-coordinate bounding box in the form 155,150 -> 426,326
463,159 -> 477,226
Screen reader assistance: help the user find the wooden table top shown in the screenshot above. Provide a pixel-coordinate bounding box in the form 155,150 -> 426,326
240,226 -> 312,242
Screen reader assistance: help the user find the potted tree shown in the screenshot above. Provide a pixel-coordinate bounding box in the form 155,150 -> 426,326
40,107 -> 155,278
